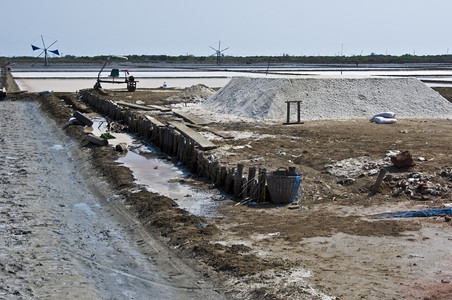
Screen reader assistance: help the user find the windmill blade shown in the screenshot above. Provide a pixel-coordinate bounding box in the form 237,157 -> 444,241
32,50 -> 46,66
209,46 -> 217,51
41,35 -> 46,49
49,49 -> 60,56
47,40 -> 58,49
31,44 -> 41,51
220,47 -> 230,53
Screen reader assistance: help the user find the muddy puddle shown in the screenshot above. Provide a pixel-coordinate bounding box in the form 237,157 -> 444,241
87,118 -> 229,218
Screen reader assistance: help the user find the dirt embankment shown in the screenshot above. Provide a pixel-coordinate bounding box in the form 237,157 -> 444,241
1,65 -> 20,92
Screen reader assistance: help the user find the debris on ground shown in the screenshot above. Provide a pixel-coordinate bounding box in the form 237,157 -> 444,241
391,150 -> 416,168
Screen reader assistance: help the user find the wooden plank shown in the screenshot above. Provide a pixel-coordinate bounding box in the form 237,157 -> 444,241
205,128 -> 234,139
173,111 -> 209,125
148,105 -> 171,112
186,123 -> 233,139
73,110 -> 93,126
167,121 -> 217,150
116,101 -> 154,110
145,115 -> 166,127
116,101 -> 172,112
86,134 -> 108,146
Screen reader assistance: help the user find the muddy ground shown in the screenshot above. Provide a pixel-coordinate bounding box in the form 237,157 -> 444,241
3,73 -> 452,299
0,99 -> 229,300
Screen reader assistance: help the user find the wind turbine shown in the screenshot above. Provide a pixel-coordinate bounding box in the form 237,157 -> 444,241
209,41 -> 229,65
31,35 -> 60,66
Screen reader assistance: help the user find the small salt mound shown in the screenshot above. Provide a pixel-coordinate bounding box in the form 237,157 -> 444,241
167,84 -> 215,103
202,77 -> 452,121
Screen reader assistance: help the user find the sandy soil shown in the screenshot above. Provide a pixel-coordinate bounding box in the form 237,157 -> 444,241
2,69 -> 452,299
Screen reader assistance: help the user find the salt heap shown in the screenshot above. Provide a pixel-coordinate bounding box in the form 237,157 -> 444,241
202,77 -> 452,121
167,84 -> 216,103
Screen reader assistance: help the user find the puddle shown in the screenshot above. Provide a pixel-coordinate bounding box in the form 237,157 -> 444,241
86,118 -> 134,145
73,202 -> 97,217
117,150 -> 225,217
87,118 -> 227,218
50,144 -> 64,150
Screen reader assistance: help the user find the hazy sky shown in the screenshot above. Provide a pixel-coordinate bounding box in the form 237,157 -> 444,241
2,0 -> 451,57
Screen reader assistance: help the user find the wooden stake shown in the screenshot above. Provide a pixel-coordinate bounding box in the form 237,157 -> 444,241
234,164 -> 244,197
371,168 -> 387,195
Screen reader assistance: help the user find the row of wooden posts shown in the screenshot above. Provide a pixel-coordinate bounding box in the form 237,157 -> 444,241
78,90 -> 268,203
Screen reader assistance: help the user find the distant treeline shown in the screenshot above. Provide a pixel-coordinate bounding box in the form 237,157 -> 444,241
3,54 -> 452,65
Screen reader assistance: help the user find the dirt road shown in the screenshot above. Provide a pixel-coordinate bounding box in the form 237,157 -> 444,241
0,99 -> 224,299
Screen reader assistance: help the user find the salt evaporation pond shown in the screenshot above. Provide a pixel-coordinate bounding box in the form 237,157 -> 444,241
12,64 -> 452,92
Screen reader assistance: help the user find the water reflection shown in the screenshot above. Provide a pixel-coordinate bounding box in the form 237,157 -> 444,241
88,118 -> 226,218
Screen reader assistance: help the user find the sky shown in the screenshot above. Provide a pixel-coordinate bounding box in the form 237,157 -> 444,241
1,0 -> 452,58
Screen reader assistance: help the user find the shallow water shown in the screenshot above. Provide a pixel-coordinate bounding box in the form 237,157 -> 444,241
88,119 -> 226,218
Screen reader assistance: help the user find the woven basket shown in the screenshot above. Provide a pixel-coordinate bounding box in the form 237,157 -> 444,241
267,168 -> 302,204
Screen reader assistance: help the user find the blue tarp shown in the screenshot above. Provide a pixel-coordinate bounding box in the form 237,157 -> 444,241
379,208 -> 452,219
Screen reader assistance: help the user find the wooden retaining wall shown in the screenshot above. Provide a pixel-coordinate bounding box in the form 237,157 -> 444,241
78,90 -> 267,203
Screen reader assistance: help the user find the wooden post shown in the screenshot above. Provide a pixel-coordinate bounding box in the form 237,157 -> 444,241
173,131 -> 179,157
216,166 -> 226,187
197,152 -> 204,176
371,168 -> 387,195
234,164 -> 244,197
159,127 -> 164,148
225,167 -> 234,193
297,101 -> 301,123
241,177 -> 248,199
248,167 -> 256,200
284,101 -> 303,124
151,124 -> 157,142
190,148 -> 198,172
166,128 -> 171,153
286,101 -> 290,124
210,161 -> 219,182
178,135 -> 185,162
258,168 -> 267,202
182,138 -> 192,165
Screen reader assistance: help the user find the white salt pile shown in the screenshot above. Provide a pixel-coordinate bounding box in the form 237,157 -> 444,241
167,84 -> 215,103
201,77 -> 452,121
